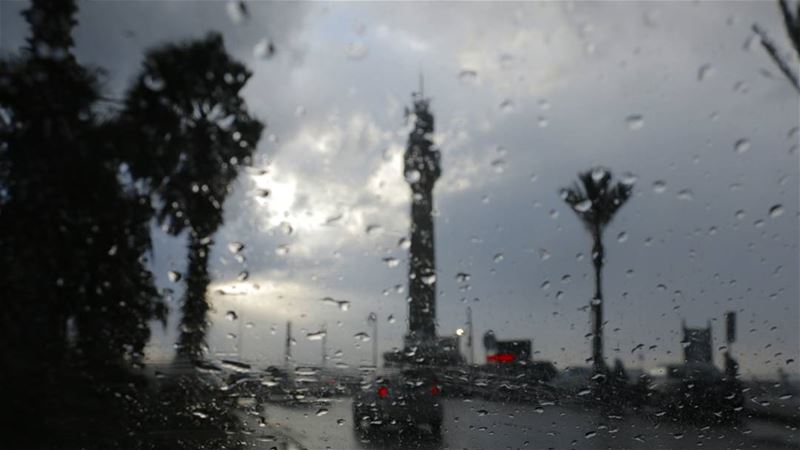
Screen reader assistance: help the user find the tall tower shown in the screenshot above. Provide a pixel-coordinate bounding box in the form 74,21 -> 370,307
404,78 -> 441,350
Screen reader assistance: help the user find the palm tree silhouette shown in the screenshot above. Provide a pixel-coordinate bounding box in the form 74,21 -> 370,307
560,167 -> 633,376
121,34 -> 264,361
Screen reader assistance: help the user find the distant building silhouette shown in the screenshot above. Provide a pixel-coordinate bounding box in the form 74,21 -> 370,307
682,319 -> 713,365
384,79 -> 462,367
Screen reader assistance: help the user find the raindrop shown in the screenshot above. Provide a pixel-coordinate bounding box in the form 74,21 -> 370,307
540,280 -> 551,290
585,431 -> 597,439
734,138 -> 751,154
539,249 -> 551,261
226,311 -> 238,321
735,209 -> 746,220
573,199 -> 592,212
620,172 -> 637,185
617,231 -> 628,243
275,245 -> 290,256
228,242 -> 245,254
697,63 -> 714,81
769,204 -> 784,218
354,332 -> 371,342
237,270 -> 249,281
490,159 -> 506,173
493,253 -> 504,263
307,330 -> 326,341
338,300 -> 350,311
280,221 -> 293,235
345,42 -> 368,60
477,409 -> 489,416
499,99 -> 515,113
143,74 -> 165,92
421,273 -> 437,285
405,169 -> 421,183
677,189 -> 693,201
365,224 -> 383,235
383,257 -> 399,268
458,69 -> 478,84
591,167 -> 607,182
398,237 -> 410,249
537,116 -> 549,128
168,271 -> 182,282
316,408 -> 329,416
255,189 -> 270,198
626,114 -> 644,130
652,180 -> 667,194
456,272 -> 471,283
253,38 -> 275,59
388,314 -> 396,324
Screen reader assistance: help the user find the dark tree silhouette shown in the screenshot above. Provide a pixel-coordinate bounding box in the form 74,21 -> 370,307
560,168 -> 633,377
0,0 -> 164,375
119,33 -> 264,361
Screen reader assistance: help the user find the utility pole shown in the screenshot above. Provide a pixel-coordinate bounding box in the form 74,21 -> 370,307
368,312 -> 378,369
466,306 -> 474,365
321,323 -> 327,367
285,321 -> 292,368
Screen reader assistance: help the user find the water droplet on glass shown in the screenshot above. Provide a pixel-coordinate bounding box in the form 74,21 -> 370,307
458,69 -> 478,84
168,271 -> 182,282
456,272 -> 471,283
338,300 -> 350,312
734,138 -> 751,154
490,159 -> 506,173
735,209 -> 746,220
769,204 -> 784,218
539,249 -> 551,261
537,116 -> 549,128
421,273 -> 437,285
280,221 -> 293,235
226,311 -> 238,321
405,169 -> 421,183
573,199 -> 592,212
397,237 -> 410,250
383,257 -> 399,268
652,180 -> 667,194
253,38 -> 275,59
388,314 -> 396,324
345,42 -> 368,60
697,63 -> 714,81
353,332 -> 371,342
275,245 -> 290,256
499,99 -> 515,113
493,253 -> 504,263
307,330 -> 326,341
228,242 -> 245,254
677,189 -> 693,201
617,231 -> 628,243
626,114 -> 644,130
316,408 -> 329,416
237,270 -> 249,281
143,74 -> 165,92
365,224 -> 383,235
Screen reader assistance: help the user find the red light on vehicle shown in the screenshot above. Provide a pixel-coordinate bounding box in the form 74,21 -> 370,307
430,385 -> 440,396
487,353 -> 516,363
377,386 -> 389,398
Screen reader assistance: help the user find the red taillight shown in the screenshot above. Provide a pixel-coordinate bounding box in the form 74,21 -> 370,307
430,385 -> 440,396
377,386 -> 389,398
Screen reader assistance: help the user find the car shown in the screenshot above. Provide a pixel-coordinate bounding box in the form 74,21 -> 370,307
352,367 -> 443,436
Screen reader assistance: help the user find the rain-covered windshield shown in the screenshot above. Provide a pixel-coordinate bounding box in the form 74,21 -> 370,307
2,1 -> 798,449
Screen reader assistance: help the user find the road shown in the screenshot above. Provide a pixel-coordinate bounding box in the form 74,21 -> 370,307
247,398 -> 799,450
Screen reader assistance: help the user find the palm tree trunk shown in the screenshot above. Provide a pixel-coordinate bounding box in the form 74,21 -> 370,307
176,233 -> 211,362
591,228 -> 605,375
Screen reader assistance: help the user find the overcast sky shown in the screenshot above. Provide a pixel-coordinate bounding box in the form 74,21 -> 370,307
2,0 -> 798,378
